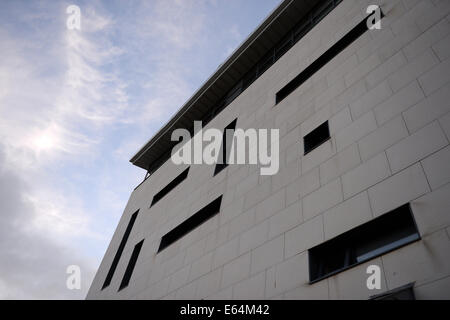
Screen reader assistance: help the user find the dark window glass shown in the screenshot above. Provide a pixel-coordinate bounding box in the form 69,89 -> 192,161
308,204 -> 420,283
214,119 -> 237,176
118,239 -> 144,291
151,167 -> 190,207
158,196 -> 223,253
303,121 -> 330,155
102,210 -> 139,290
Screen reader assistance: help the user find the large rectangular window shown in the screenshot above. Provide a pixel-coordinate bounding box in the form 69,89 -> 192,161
276,9 -> 383,104
214,119 -> 237,176
151,167 -> 190,207
308,204 -> 420,283
118,239 -> 144,291
158,196 -> 223,253
102,210 -> 139,290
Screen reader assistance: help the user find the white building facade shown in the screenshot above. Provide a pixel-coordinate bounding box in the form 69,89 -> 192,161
87,0 -> 450,300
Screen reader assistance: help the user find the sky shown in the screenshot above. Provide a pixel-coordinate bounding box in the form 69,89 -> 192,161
0,0 -> 281,299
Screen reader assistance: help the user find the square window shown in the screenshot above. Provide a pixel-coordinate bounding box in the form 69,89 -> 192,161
303,121 -> 330,155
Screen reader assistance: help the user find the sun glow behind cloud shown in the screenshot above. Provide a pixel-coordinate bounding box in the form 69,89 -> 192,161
31,127 -> 60,152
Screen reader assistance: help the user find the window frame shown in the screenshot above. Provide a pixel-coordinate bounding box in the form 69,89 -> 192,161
308,204 -> 421,284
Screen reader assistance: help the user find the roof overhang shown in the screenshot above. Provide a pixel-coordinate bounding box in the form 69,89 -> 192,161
130,0 -> 319,170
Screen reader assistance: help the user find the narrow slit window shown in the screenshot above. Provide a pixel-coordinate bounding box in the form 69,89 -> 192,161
118,239 -> 144,291
158,196 -> 223,253
308,204 -> 420,283
303,121 -> 330,155
102,210 -> 139,290
276,9 -> 384,104
151,167 -> 190,207
214,119 -> 237,176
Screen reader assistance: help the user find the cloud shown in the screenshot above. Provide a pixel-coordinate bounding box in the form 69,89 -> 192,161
137,0 -> 208,49
111,0 -> 216,152
0,147 -> 96,299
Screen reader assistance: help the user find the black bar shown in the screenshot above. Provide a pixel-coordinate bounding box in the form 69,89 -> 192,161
2,300 -> 447,318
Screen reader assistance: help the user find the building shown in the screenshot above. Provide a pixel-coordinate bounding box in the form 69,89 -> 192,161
87,0 -> 450,300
